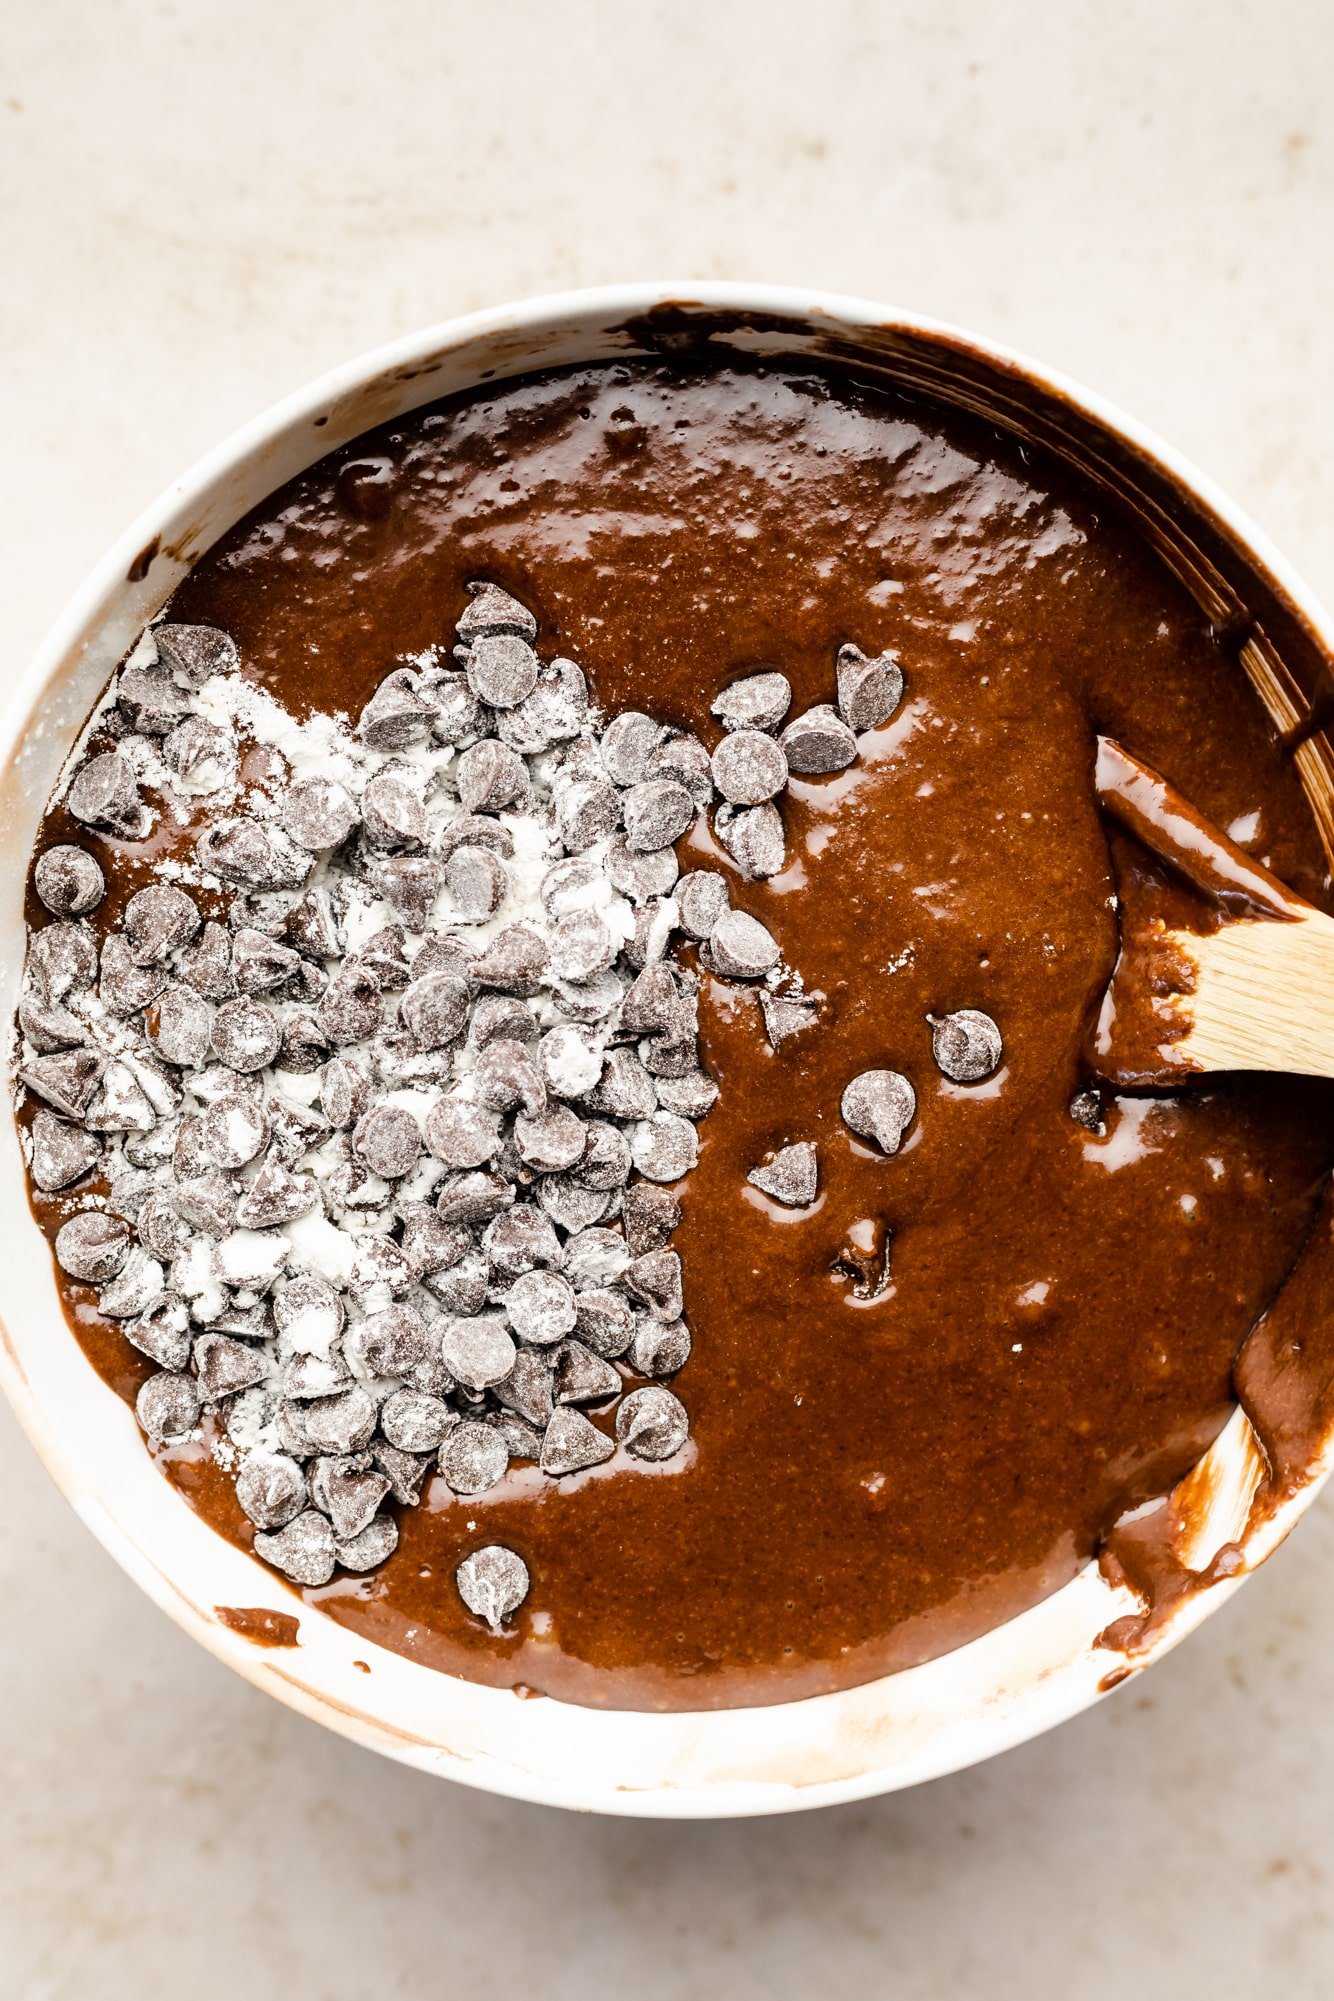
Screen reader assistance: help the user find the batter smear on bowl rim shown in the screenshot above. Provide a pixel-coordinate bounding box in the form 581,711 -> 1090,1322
12,357 -> 1334,1710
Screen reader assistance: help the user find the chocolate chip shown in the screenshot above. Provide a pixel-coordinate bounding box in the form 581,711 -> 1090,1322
67,750 -> 142,832
320,1056 -> 371,1130
440,1420 -> 509,1494
357,926 -> 411,989
317,965 -> 383,1046
283,1352 -> 350,1400
492,1350 -> 553,1430
623,1248 -> 684,1321
930,1008 -> 1003,1083
439,1314 -> 516,1390
284,889 -> 342,963
373,1441 -> 432,1505
456,1543 -> 529,1629
137,1370 -> 200,1443
377,1387 -> 451,1453
398,1207 -> 471,1280
541,1406 -> 613,1476
464,632 -> 541,709
748,1140 -> 818,1207
28,921 -> 98,1002
428,672 -> 486,747
275,776 -> 357,854
622,1184 -> 681,1257
434,1175 -> 514,1231
616,1384 -> 688,1461
144,982 -> 211,1068
759,990 -> 817,1050
358,669 -> 439,750
277,1012 -> 328,1074
1071,1087 -> 1105,1134
19,990 -> 86,1052
606,836 -> 679,904
210,996 -> 281,1073
676,869 -> 730,940
346,1236 -> 416,1309
503,1268 -> 577,1347
621,963 -> 680,1034
254,1508 -> 337,1586
483,1205 -> 563,1279
601,711 -> 665,786
125,1295 -> 193,1370
630,1111 -> 698,1183
302,1386 -> 377,1455
353,1104 -> 422,1180
235,1160 -> 319,1228
780,704 -> 858,775
551,1339 -> 620,1405
368,855 -> 445,932
362,767 -> 427,848
99,1248 -> 166,1318
485,1409 -> 546,1459
622,779 -> 696,855
456,738 -> 528,815
137,1190 -> 192,1259
412,935 -> 477,984
337,1515 -> 399,1571
117,663 -> 192,734
193,1333 -> 267,1400
180,920 -> 234,999
841,1069 -> 916,1154
423,1249 -> 490,1316
709,908 -> 780,979
535,1025 -> 600,1102
310,1455 -> 391,1540
34,845 -> 105,918
28,1109 -> 101,1191
537,1176 -> 613,1232
19,1048 -> 103,1119
438,815 -> 516,863
457,581 -> 538,645
555,776 -> 620,853
711,671 -> 792,733
515,1104 -> 586,1173
836,642 -> 904,732
550,967 -> 627,1022
98,933 -> 169,1014
628,1317 -> 691,1377
236,1453 -> 307,1530
471,923 -> 549,996
573,1288 -> 635,1358
654,1070 -> 717,1119
547,909 -> 617,983
445,845 -> 508,921
562,1226 -> 630,1292
154,622 -> 238,687
710,729 -> 788,806
56,1210 -> 130,1283
585,1047 -> 657,1122
197,819 -> 309,891
715,801 -> 786,880
85,1059 -> 159,1135
272,1274 -> 344,1355
172,1172 -> 238,1237
197,1092 -> 269,1169
424,1096 -> 501,1168
162,716 -> 236,793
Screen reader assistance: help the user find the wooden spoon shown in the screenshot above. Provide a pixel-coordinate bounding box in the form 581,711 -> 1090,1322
1090,737 -> 1334,1083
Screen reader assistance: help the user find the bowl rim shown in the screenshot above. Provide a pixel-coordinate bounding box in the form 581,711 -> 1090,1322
3,280 -> 1332,1818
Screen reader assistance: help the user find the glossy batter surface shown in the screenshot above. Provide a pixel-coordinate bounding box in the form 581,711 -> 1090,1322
31,361 -> 1334,1707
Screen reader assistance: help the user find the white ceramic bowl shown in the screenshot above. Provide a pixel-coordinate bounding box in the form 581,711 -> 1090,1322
3,285 -> 1333,1817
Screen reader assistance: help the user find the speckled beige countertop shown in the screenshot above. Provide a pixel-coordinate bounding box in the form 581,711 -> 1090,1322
4,3 -> 1334,1993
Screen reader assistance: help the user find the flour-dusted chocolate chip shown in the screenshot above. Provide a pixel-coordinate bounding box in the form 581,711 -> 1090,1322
621,1184 -> 681,1258
711,728 -> 788,806
19,988 -> 87,1054
180,920 -> 234,999
648,730 -> 713,810
424,1095 -> 502,1169
573,1288 -> 635,1359
34,844 -> 105,918
493,1349 -> 554,1430
456,738 -> 529,815
779,704 -> 858,775
210,996 -> 281,1073
277,1012 -> 328,1074
377,1386 -> 452,1453
715,801 -> 786,880
547,908 -> 617,983
711,670 -> 792,734
334,1513 -> 397,1571
172,1171 -> 238,1238
18,1048 -> 103,1119
514,1104 -> 586,1173
95,934 -> 164,1015
426,671 -> 485,748
136,1190 -> 192,1260
346,1236 -> 416,1310
235,1160 -> 319,1229
125,1295 -> 193,1371
440,1420 -> 509,1494
117,663 -> 192,734
616,1384 -> 688,1461
352,1104 -> 422,1180
99,1247 -> 166,1318
360,766 -> 426,849
759,990 -> 817,1050
154,622 -> 239,687
137,1370 -> 200,1443
930,1008 -> 1003,1083
397,975 -> 469,1058
28,1109 -> 101,1192
530,1029 -> 596,1108
28,921 -> 98,1003
546,1338 -> 616,1406
551,967 -> 627,1023
555,775 -> 620,853
747,1140 -> 818,1207
368,855 -> 445,932
197,819 -> 309,891
600,710 -> 665,786
483,1205 -> 563,1279
457,580 -> 539,645
537,1175 -> 612,1232
835,642 -> 905,732
562,1226 -> 630,1293
283,889 -> 342,964
301,1385 -> 377,1455
231,927 -> 301,997
620,962 -> 681,1034
357,926 -> 411,990
144,982 -> 211,1068
622,779 -> 696,854
284,1352 -> 350,1402
193,1332 -> 267,1400
503,1268 -> 578,1348
604,836 -> 678,905
373,1440 -> 432,1505
84,1058 -> 159,1135
213,1226 -> 289,1295
842,1069 -> 916,1154
624,1248 -> 684,1321
628,1316 -> 692,1377
471,923 -> 549,996
320,1055 -> 371,1130
236,1453 -> 307,1530
254,1508 -> 337,1586
709,908 -> 780,979
56,1210 -> 130,1283
358,668 -> 439,750
541,1406 -> 613,1476
444,844 -> 508,921
437,814 -> 516,864
317,964 -> 383,1046
654,1068 -> 718,1118
398,1205 -> 470,1279
309,1455 -> 391,1541
434,1176 -> 513,1232
1070,1087 -> 1105,1134
676,869 -> 730,940
567,1123 -> 629,1196
273,1273 -> 345,1354
630,1112 -> 698,1184
456,1543 -> 529,1630
437,1313 -> 515,1391
464,632 -> 541,710
197,1091 -> 269,1170
585,1047 -> 658,1122
68,750 -> 142,832
162,715 -> 236,794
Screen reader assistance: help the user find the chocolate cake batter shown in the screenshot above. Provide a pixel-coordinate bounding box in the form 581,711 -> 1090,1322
25,358 -> 1334,1708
